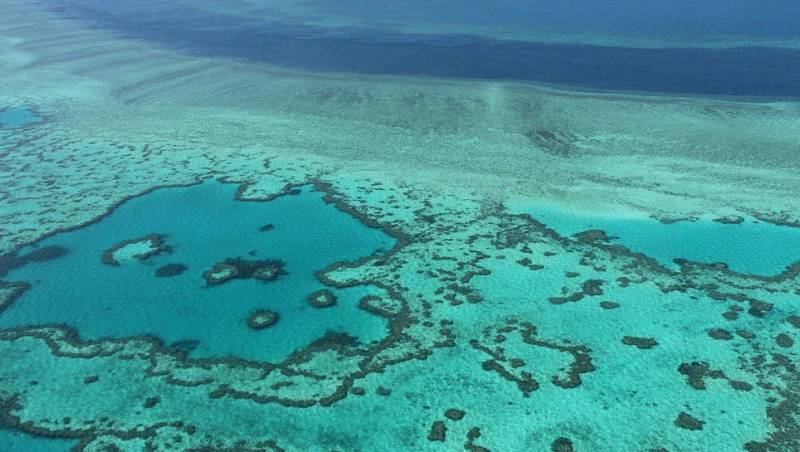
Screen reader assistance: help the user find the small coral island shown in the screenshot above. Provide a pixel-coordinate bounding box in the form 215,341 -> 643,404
202,258 -> 286,286
102,234 -> 169,266
307,289 -> 337,308
247,309 -> 279,330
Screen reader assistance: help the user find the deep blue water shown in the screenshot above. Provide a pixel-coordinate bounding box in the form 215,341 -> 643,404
0,181 -> 395,361
44,0 -> 800,97
289,0 -> 800,42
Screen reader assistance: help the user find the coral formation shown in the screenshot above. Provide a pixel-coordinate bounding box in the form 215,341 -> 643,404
247,310 -> 279,330
102,234 -> 167,266
202,258 -> 285,286
307,289 -> 337,308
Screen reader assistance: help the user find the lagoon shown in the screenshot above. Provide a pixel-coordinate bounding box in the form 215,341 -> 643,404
0,181 -> 395,361
514,203 -> 800,275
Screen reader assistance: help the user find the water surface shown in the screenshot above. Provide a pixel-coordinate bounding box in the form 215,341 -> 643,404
44,0 -> 800,97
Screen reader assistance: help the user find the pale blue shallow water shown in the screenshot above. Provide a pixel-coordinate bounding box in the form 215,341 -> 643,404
0,107 -> 41,129
520,205 -> 800,275
1,181 -> 395,361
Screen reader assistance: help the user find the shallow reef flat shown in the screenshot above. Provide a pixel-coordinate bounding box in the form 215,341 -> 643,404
0,1 -> 799,451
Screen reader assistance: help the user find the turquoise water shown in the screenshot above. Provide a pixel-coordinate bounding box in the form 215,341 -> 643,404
518,204 -> 800,275
2,2 -> 800,450
0,181 -> 395,361
0,107 -> 41,129
0,428 -> 75,451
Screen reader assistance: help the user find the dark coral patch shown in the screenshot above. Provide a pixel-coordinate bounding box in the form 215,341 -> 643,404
747,299 -> 773,318
143,396 -> 160,409
0,245 -> 68,278
465,427 -> 488,452
376,386 -> 392,396
444,408 -> 465,421
581,279 -> 604,296
259,224 -> 275,232
510,358 -> 525,368
736,330 -> 756,340
573,229 -> 614,244
549,279 -> 605,305
427,420 -> 447,442
481,359 -> 540,395
622,336 -> 658,349
713,215 -> 745,224
247,310 -> 279,330
674,412 -> 704,431
551,437 -> 575,452
654,215 -> 697,224
722,307 -> 739,321
307,289 -> 337,308
471,321 -> 593,394
708,328 -> 733,340
776,334 -> 794,348
599,301 -> 620,310
516,257 -> 544,271
203,258 -> 285,286
679,362 -> 721,390
170,339 -> 200,355
155,263 -> 187,277
0,281 -> 30,314
676,361 -> 751,391
729,380 -> 753,391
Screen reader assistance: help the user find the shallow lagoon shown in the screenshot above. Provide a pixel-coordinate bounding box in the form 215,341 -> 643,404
1,181 -> 395,361
513,203 -> 800,275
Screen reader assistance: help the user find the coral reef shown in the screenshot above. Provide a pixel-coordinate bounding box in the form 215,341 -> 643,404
101,234 -> 167,266
247,310 -> 279,330
202,258 -> 285,287
307,289 -> 337,308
